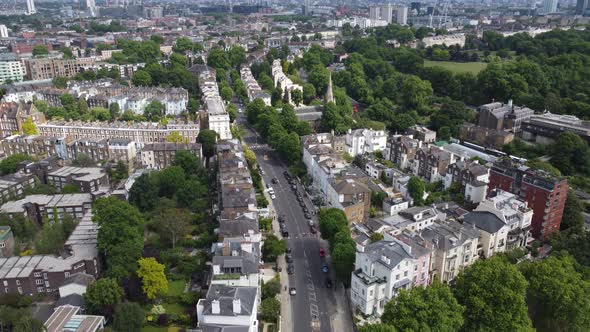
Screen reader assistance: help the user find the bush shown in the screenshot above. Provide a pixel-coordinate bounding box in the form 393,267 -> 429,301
157,314 -> 169,326
180,292 -> 200,306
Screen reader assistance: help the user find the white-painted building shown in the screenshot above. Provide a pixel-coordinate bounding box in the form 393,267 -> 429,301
351,240 -> 426,317
271,59 -> 302,106
0,25 -> 8,38
345,128 -> 388,157
206,96 -> 232,140
196,285 -> 259,332
0,54 -> 26,84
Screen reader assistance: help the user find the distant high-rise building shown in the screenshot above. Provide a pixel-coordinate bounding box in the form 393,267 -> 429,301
541,0 -> 558,13
369,4 -> 393,23
26,0 -> 36,15
0,25 -> 8,38
577,0 -> 589,15
87,0 -> 97,17
410,2 -> 421,12
395,6 -> 408,25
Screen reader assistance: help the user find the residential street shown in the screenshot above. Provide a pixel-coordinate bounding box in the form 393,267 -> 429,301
238,113 -> 346,332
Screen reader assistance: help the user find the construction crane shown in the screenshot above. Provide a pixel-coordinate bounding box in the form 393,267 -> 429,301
428,0 -> 451,29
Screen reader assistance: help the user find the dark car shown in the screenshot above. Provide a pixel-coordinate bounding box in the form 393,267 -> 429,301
272,178 -> 279,184
287,264 -> 294,274
291,184 -> 297,191
286,247 -> 292,254
299,200 -> 305,207
322,264 -> 329,273
286,254 -> 293,263
265,183 -> 270,189
280,223 -> 287,231
278,215 -> 286,223
326,279 -> 333,288
296,196 -> 303,202
283,170 -> 290,178
282,230 -> 289,238
304,212 -> 312,219
310,225 -> 318,234
288,179 -> 295,185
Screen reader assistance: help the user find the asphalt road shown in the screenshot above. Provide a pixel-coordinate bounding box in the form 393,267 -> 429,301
238,115 -> 336,332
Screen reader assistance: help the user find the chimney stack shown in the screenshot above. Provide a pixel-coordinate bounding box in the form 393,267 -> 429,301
212,299 -> 220,314
232,299 -> 241,314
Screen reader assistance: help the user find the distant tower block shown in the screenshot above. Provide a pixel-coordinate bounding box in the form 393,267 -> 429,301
26,0 -> 36,14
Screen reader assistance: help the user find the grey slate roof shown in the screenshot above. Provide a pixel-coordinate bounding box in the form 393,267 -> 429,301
202,285 -> 257,316
463,211 -> 505,234
218,219 -> 259,238
212,254 -> 259,275
198,325 -> 250,332
362,241 -> 413,269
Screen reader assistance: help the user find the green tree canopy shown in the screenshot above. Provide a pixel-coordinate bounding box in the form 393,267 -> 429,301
137,257 -> 168,301
84,278 -> 124,316
93,197 -> 144,279
381,281 -> 464,332
113,302 -> 144,332
453,256 -> 532,332
197,129 -> 218,159
262,234 -> 286,262
408,176 -> 425,205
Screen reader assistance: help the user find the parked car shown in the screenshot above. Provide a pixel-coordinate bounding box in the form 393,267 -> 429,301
286,254 -> 294,263
287,264 -> 294,274
286,247 -> 292,254
282,230 -> 289,238
303,206 -> 309,213
299,201 -> 305,207
289,287 -> 297,295
283,170 -> 290,178
291,184 -> 297,191
272,178 -> 279,184
270,194 -> 276,200
322,264 -> 329,273
265,183 -> 270,189
319,248 -> 325,257
304,212 -> 312,219
308,219 -> 314,227
296,196 -> 303,202
326,279 -> 333,288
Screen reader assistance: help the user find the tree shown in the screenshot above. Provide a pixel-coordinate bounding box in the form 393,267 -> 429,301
438,126 -> 451,141
93,197 -> 144,279
137,257 -> 168,301
228,46 -> 247,68
132,70 -> 152,87
187,98 -> 200,114
550,131 -> 590,175
52,76 -> 68,89
21,117 -> 38,135
197,129 -> 218,159
560,191 -> 584,235
358,324 -> 398,332
157,166 -> 185,198
262,235 -> 286,262
144,100 -> 164,122
400,75 -> 433,110
259,297 -> 281,321
520,256 -> 590,332
32,45 -> 48,57
262,277 -> 281,300
331,238 -> 356,284
370,233 -> 384,243
109,103 -> 120,120
129,173 -> 159,212
276,132 -> 301,164
291,89 -> 303,106
453,257 -> 532,332
302,83 -> 317,103
207,47 -> 230,70
85,278 -> 124,315
150,35 -> 164,44
111,160 -> 128,184
407,177 -> 425,205
381,281 -> 464,332
173,150 -> 202,176
166,131 -> 189,143
0,154 -> 34,175
318,208 -> 348,242
220,85 -> 234,101
227,103 -> 238,123
113,302 -> 144,332
308,65 -> 331,96
151,208 -> 190,248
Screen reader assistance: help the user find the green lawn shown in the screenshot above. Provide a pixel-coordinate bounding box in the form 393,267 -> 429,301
167,280 -> 185,297
424,60 -> 488,74
163,302 -> 185,315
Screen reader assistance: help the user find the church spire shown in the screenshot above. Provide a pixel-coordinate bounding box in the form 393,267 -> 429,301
324,71 -> 335,104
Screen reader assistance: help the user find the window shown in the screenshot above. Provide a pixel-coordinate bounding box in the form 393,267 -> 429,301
369,290 -> 373,297
37,287 -> 44,293
2,281 -> 6,287
43,273 -> 47,279
34,272 -> 41,278
0,242 -> 5,248
45,281 -> 50,287
404,271 -> 408,277
396,274 -> 400,280
65,272 -> 70,278
17,287 -> 21,294
15,280 -> 20,286
35,279 -> 42,285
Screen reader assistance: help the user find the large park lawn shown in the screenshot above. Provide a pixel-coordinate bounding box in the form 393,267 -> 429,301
424,60 -> 488,74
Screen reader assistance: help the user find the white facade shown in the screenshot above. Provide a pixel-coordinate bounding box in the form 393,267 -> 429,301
351,240 -> 416,317
196,286 -> 259,332
475,190 -> 533,249
58,283 -> 88,298
271,60 -> 302,105
541,0 -> 559,13
26,0 -> 36,14
395,6 -> 408,25
0,25 -> 8,38
345,128 -> 388,157
0,59 -> 26,84
465,182 -> 487,204
421,34 -> 466,48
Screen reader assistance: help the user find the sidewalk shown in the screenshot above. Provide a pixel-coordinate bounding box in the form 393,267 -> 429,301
331,285 -> 355,332
262,178 -> 293,332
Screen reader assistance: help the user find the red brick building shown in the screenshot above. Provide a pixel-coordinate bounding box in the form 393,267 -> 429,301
488,158 -> 568,240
